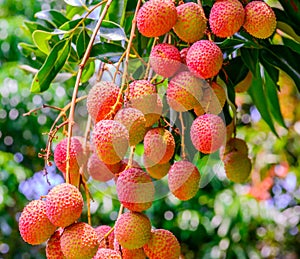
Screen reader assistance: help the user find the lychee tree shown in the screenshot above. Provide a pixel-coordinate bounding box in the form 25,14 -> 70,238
1,0 -> 300,258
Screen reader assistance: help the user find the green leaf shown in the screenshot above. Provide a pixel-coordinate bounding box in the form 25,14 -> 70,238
277,0 -> 300,25
59,18 -> 95,31
277,21 -> 300,43
282,37 -> 300,54
247,64 -> 278,137
64,0 -> 86,6
18,43 -> 47,62
76,29 -> 90,59
241,48 -> 259,77
66,5 -> 86,19
104,0 -> 128,26
90,42 -> 124,63
32,30 -> 61,54
31,39 -> 71,93
260,45 -> 300,92
99,20 -> 127,41
35,10 -> 69,28
264,69 -> 286,128
81,61 -> 95,83
24,21 -> 51,34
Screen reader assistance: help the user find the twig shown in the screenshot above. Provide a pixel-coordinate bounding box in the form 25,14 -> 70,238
179,112 -> 187,160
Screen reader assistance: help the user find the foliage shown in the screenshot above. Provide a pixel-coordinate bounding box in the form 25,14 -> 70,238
1,0 -> 300,258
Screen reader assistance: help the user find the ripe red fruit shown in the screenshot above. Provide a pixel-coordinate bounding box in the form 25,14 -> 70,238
137,0 -> 177,37
46,229 -> 66,259
93,248 -> 121,259
186,40 -> 223,79
19,199 -> 57,245
94,225 -> 115,250
150,43 -> 181,78
190,114 -> 226,154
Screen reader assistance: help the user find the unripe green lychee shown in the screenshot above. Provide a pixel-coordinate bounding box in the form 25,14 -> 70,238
186,40 -> 223,79
95,225 -> 115,250
243,1 -> 276,39
126,80 -> 162,127
137,0 -> 177,37
209,0 -> 245,38
87,153 -> 121,182
143,155 -> 170,179
46,229 -> 66,259
114,107 -> 146,146
143,229 -> 181,259
46,183 -> 83,228
60,222 -> 100,259
150,43 -> 182,78
116,168 -> 155,212
190,114 -> 226,154
54,136 -> 85,187
223,151 -> 252,183
93,248 -> 121,259
168,160 -> 200,200
93,120 -> 129,165
173,2 -> 207,43
167,71 -> 204,111
144,127 -> 175,164
220,137 -> 249,161
114,212 -> 151,250
19,199 -> 57,245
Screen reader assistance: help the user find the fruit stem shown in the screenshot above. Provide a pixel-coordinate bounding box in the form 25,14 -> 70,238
82,176 -> 92,225
179,112 -> 187,160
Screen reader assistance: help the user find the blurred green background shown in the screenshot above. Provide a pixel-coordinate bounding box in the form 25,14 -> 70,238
1,0 -> 300,258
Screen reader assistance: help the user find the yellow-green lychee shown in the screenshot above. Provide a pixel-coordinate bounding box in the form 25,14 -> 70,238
143,155 -> 170,179
220,137 -> 249,160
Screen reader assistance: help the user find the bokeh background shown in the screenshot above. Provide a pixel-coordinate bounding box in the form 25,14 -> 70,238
1,0 -> 300,258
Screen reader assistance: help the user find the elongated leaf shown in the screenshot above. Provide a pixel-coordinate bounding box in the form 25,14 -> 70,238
99,20 -> 127,41
248,65 -> 278,137
277,21 -> 300,43
18,43 -> 47,62
104,0 -> 128,26
35,10 -> 69,28
59,18 -> 95,31
32,30 -> 60,54
76,29 -> 90,59
31,39 -> 71,93
241,48 -> 259,77
264,70 -> 286,128
24,21 -> 51,33
64,0 -> 86,6
81,61 -> 95,83
260,56 -> 280,90
278,0 -> 300,25
90,42 -> 124,63
282,37 -> 300,54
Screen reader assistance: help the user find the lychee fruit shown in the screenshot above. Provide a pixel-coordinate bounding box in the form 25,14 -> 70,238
168,160 -> 200,200
114,107 -> 146,146
46,183 -> 83,228
93,248 -> 121,259
60,222 -> 100,259
95,225 -> 115,250
149,43 -> 182,78
223,151 -> 252,183
186,40 -> 223,79
137,0 -> 177,37
114,212 -> 151,250
143,155 -> 170,179
46,229 -> 66,259
116,167 -> 155,212
93,120 -> 129,165
121,247 -> 146,259
190,114 -> 226,154
19,199 -> 57,245
86,81 -> 122,123
143,229 -> 181,259
54,136 -> 86,187
88,152 -> 121,182
220,137 -> 249,160
144,127 -> 175,164
180,47 -> 189,65
243,1 -> 276,39
126,80 -> 162,127
209,0 -> 245,38
167,71 -> 204,111
173,2 -> 207,43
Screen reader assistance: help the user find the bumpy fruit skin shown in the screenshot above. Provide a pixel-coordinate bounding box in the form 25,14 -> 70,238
46,183 -> 84,228
137,0 -> 177,37
121,247 -> 146,259
93,248 -> 121,259
143,229 -> 181,259
114,107 -> 146,146
243,1 -> 276,39
93,120 -> 129,165
126,80 -> 162,127
220,137 -> 249,160
223,151 -> 252,183
88,153 -> 120,182
150,43 -> 182,78
173,2 -> 207,43
186,40 -> 223,79
143,155 -> 170,179
190,114 -> 226,154
19,200 -> 57,245
168,161 -> 200,200
144,128 -> 175,164
114,212 -> 151,250
95,225 -> 115,249
54,137 -> 85,187
86,81 -> 122,123
61,222 -> 99,259
46,229 -> 66,259
167,71 -> 204,111
116,168 -> 155,212
209,0 -> 245,38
